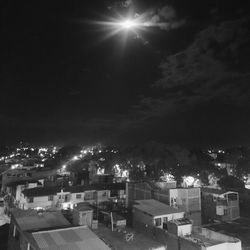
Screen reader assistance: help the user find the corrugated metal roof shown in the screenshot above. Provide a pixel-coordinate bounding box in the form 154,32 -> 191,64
11,209 -> 70,231
32,226 -> 111,250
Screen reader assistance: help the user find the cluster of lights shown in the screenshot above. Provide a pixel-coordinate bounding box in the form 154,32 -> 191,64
113,164 -> 129,178
182,176 -> 201,188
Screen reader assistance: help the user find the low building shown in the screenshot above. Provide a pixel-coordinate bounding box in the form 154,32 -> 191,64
132,199 -> 185,230
1,168 -> 57,190
201,188 -> 240,223
73,202 -> 93,227
8,208 -> 111,250
19,183 -> 126,210
127,181 -> 201,225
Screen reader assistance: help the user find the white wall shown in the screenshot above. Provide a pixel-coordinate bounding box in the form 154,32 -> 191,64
20,195 -> 55,210
200,228 -> 242,250
70,192 -> 85,204
177,224 -> 192,236
155,212 -> 185,222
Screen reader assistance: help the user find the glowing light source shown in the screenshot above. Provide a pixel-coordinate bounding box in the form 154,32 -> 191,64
118,19 -> 138,29
72,156 -> 79,161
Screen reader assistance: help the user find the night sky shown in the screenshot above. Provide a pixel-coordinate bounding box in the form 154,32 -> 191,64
1,0 -> 250,146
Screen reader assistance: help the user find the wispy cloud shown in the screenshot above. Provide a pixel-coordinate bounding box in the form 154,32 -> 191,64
142,5 -> 185,31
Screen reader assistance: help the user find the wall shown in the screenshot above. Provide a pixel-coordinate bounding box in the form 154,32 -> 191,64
70,192 -> 85,204
154,190 -> 170,205
20,195 -> 55,210
177,224 -> 192,236
127,182 -> 152,206
133,207 -> 154,227
192,227 -> 242,250
201,194 -> 216,223
96,190 -> 110,204
170,188 -> 201,212
73,210 -> 93,227
155,212 -> 185,222
16,183 -> 40,202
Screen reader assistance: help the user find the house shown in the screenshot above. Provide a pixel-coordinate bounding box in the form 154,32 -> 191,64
132,199 -> 185,230
19,183 -> 126,210
132,199 -> 242,250
6,180 -> 43,204
1,168 -> 57,190
127,181 -> 201,225
8,208 -> 111,250
201,188 -> 240,223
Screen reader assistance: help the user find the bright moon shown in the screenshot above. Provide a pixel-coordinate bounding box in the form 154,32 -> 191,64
119,19 -> 138,29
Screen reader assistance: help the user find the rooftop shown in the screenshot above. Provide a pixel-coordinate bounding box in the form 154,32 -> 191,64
182,227 -> 240,247
74,202 -> 93,211
183,232 -> 223,247
30,226 -> 111,250
22,183 -> 126,197
133,199 -> 183,217
11,209 -> 70,231
94,224 -> 164,250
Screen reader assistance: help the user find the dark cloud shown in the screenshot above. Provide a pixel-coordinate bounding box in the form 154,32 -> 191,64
146,5 -> 186,30
113,16 -> 250,146
154,17 -> 250,107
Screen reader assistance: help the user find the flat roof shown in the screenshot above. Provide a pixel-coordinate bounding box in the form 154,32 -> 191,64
183,232 -> 223,247
74,202 -> 93,211
31,226 -> 111,250
133,199 -> 184,217
22,183 -> 126,197
11,209 -> 70,231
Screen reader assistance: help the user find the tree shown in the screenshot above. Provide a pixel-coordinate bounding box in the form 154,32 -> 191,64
218,176 -> 245,191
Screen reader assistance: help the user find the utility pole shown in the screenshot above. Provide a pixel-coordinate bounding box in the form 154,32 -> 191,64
110,211 -> 114,231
